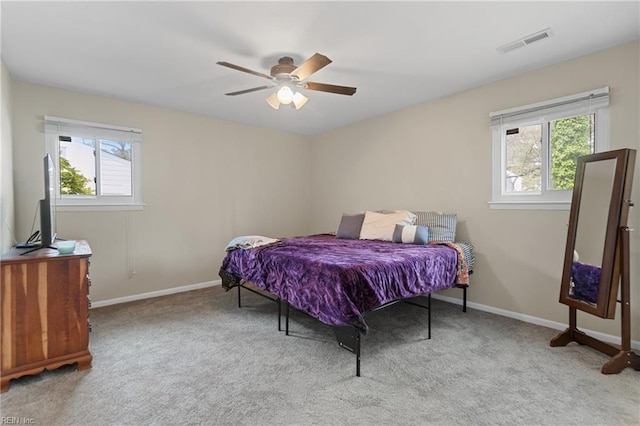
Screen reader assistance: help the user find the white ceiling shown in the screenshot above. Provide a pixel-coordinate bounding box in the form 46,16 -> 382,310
2,1 -> 638,135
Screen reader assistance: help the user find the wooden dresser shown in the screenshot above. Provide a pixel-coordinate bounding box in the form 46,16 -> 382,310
1,240 -> 92,393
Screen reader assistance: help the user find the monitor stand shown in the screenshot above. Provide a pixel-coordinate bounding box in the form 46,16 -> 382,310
14,242 -> 38,249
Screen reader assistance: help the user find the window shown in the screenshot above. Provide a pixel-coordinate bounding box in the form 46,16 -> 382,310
45,116 -> 143,210
490,87 -> 609,210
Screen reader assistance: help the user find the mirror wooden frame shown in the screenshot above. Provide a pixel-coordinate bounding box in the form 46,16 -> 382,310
551,148 -> 638,374
558,148 -> 635,318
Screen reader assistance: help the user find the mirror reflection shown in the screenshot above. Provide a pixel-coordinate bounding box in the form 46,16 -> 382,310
568,158 -> 617,304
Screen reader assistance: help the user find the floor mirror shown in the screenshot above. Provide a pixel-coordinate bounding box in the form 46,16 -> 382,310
550,148 -> 639,374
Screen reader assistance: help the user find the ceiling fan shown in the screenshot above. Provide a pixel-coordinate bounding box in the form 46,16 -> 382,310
217,53 -> 357,110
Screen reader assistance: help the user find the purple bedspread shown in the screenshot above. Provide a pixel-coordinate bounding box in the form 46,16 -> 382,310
221,234 -> 459,333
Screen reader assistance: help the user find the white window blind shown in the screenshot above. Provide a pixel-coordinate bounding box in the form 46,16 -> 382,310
490,87 -> 609,128
44,116 -> 143,141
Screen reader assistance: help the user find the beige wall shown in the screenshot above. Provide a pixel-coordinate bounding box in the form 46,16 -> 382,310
310,41 -> 640,340
1,59 -> 15,253
7,41 -> 639,341
11,82 -> 312,301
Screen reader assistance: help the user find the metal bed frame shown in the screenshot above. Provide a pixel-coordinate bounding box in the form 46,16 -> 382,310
219,268 -> 469,376
283,292 -> 432,377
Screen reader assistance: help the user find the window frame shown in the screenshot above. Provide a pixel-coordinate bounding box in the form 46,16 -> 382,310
489,88 -> 610,210
44,116 -> 144,211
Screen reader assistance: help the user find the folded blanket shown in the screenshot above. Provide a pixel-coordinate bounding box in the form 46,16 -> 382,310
433,242 -> 470,286
225,235 -> 280,251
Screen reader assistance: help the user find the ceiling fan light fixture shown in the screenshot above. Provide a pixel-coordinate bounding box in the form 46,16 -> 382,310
276,86 -> 294,104
219,52 -> 355,111
292,92 -> 308,110
265,92 -> 280,110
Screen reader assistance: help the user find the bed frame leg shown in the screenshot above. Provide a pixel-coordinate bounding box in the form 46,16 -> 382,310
278,299 -> 282,331
285,302 -> 290,336
333,326 -> 361,377
428,293 -> 432,339
231,278 -> 281,331
356,333 -> 361,377
462,286 -> 467,312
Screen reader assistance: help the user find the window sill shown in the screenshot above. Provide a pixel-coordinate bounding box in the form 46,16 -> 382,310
489,200 -> 570,210
55,203 -> 145,212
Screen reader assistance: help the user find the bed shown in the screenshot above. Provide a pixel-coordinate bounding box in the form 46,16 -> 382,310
219,210 -> 473,376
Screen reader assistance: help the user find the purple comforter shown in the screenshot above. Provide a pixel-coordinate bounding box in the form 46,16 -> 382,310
221,234 -> 459,333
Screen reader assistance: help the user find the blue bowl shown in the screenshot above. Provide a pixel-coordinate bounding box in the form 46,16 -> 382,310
56,240 -> 76,254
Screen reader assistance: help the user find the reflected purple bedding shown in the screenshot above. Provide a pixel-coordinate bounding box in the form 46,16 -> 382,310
221,234 -> 461,333
571,261 -> 601,304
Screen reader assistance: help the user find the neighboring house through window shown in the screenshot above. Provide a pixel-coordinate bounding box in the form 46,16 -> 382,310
489,87 -> 610,210
45,116 -> 143,210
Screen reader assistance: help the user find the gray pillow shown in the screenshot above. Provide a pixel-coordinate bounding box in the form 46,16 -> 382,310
414,211 -> 457,242
392,224 -> 429,245
336,213 -> 365,239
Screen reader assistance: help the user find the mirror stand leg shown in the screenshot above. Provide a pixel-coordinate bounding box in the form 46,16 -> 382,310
553,228 -> 639,373
549,329 -> 574,347
601,350 -> 640,374
550,307 -> 581,347
601,227 -> 640,373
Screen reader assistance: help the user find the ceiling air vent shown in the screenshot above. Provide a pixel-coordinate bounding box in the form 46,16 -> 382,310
497,28 -> 553,54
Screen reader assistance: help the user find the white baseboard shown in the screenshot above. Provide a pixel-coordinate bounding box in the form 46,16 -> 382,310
432,293 -> 640,350
92,280 -> 639,350
91,279 -> 222,308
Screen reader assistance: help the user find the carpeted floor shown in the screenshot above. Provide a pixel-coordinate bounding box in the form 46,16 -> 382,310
1,285 -> 638,425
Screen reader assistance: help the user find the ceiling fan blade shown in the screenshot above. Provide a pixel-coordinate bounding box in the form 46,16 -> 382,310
217,61 -> 275,81
304,82 -> 357,96
291,53 -> 332,81
225,86 -> 271,96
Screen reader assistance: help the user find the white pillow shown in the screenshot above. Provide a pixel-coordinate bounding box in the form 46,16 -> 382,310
359,210 -> 416,241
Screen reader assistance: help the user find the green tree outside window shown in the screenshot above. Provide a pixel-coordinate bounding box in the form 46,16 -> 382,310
59,157 -> 93,195
550,115 -> 594,190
